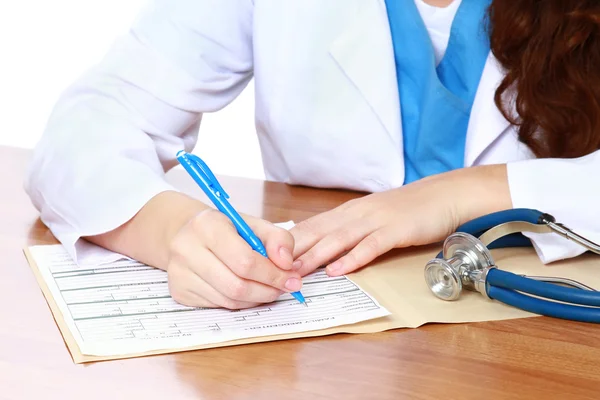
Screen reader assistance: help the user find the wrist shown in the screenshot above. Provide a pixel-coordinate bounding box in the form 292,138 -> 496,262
451,164 -> 513,225
136,190 -> 210,268
159,191 -> 211,252
87,190 -> 209,269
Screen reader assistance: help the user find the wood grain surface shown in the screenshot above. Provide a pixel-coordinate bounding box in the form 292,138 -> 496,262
1,145 -> 599,400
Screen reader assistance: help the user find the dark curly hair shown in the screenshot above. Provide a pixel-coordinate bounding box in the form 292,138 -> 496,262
488,0 -> 600,158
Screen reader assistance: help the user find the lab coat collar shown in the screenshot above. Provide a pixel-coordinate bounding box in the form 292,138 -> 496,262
328,0 -> 510,168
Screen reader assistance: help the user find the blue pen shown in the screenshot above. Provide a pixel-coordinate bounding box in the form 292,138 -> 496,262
176,150 -> 307,306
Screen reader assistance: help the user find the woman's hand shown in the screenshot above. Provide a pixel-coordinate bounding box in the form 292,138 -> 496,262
167,209 -> 303,309
87,191 -> 303,310
290,164 -> 512,277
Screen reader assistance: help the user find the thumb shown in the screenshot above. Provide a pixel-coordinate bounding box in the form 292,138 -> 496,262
246,217 -> 295,271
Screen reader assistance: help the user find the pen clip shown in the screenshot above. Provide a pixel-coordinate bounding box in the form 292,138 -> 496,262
177,151 -> 229,199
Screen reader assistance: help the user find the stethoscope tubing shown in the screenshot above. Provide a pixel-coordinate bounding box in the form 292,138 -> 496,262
488,286 -> 600,323
457,208 -> 544,234
436,209 -> 544,258
487,269 -> 600,307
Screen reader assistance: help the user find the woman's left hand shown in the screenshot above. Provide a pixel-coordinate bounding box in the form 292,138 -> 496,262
290,164 -> 512,277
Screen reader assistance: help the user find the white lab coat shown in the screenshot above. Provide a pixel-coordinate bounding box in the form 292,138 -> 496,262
24,0 -> 600,265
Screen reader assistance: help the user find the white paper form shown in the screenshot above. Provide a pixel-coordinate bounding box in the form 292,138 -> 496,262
28,245 -> 390,357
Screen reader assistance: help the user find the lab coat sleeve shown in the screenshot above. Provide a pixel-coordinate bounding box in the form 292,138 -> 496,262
506,150 -> 600,263
24,0 -> 254,264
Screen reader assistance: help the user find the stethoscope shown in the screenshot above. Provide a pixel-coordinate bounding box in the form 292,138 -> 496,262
424,209 -> 600,323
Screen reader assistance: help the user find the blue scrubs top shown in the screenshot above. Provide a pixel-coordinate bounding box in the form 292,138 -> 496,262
384,0 -> 492,184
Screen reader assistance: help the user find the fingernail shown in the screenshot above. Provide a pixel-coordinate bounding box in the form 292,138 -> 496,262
285,278 -> 302,292
326,261 -> 343,275
292,260 -> 302,270
279,247 -> 293,264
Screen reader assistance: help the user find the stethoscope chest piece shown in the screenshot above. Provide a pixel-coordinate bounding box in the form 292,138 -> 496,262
424,232 -> 496,301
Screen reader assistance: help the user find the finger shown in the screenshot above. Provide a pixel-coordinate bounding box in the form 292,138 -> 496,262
290,211 -> 341,262
169,228 -> 274,308
325,229 -> 395,276
169,258 -> 262,310
294,222 -> 372,277
186,275 -> 263,310
170,286 -> 219,308
167,260 -> 219,308
247,217 -> 295,271
201,214 -> 303,294
192,248 -> 283,308
168,259 -> 214,307
169,278 -> 219,308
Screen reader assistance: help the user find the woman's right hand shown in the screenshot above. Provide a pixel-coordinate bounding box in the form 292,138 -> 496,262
86,191 -> 301,310
167,208 -> 304,310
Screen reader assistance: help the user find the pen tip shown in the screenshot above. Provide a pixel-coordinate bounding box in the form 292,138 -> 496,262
303,302 -> 308,307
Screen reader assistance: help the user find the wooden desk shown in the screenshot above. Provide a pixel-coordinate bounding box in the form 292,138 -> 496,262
1,145 -> 599,400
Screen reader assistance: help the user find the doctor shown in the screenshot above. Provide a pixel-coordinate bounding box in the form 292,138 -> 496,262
25,0 -> 600,310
